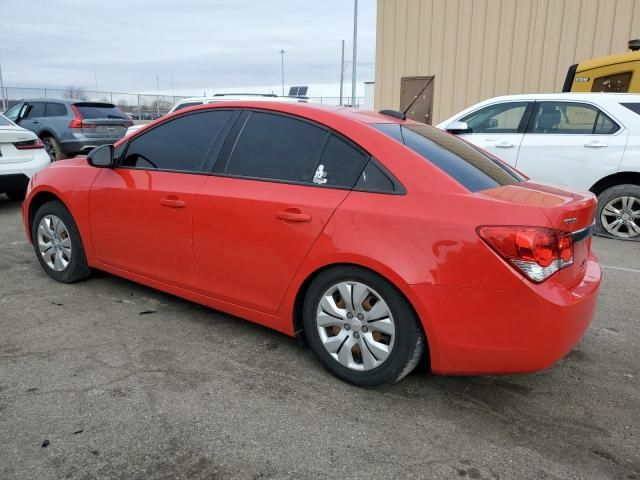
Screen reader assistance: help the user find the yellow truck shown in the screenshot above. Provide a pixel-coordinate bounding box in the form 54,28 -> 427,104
563,40 -> 640,93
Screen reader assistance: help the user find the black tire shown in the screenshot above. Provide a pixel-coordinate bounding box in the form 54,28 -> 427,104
303,266 -> 425,386
596,184 -> 640,240
5,188 -> 26,201
31,200 -> 92,283
41,135 -> 66,160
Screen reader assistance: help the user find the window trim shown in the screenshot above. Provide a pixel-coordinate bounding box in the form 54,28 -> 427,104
458,101 -> 535,135
525,100 -> 622,135
116,109 -> 238,175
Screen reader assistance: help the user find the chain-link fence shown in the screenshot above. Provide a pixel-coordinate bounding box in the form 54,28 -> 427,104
0,87 -> 364,118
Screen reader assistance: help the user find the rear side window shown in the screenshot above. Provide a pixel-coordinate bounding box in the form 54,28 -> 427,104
354,161 -> 397,193
121,110 -> 234,172
221,111 -> 327,183
45,103 -> 67,117
316,135 -> 368,187
530,102 -> 619,134
372,123 -> 525,192
74,103 -> 128,119
25,102 -> 45,118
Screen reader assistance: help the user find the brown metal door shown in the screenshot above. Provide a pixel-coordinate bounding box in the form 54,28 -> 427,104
400,76 -> 434,124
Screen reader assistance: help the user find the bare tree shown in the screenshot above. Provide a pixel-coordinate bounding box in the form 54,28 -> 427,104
63,86 -> 87,100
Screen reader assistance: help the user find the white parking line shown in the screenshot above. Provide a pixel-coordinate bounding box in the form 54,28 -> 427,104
602,265 -> 640,274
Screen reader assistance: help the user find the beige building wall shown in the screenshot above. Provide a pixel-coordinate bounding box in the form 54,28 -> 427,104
375,0 -> 640,123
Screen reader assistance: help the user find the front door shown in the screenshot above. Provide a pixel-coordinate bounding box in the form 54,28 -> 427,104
400,76 -> 434,124
193,110 -> 369,314
516,101 -> 627,190
89,109 -> 236,287
454,101 -> 533,167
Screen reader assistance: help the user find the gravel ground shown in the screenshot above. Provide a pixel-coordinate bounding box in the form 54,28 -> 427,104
0,195 -> 638,480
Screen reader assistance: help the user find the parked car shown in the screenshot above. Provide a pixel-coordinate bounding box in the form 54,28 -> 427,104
23,101 -> 601,386
437,93 -> 640,239
125,94 -> 310,136
4,99 -> 133,160
0,114 -> 50,200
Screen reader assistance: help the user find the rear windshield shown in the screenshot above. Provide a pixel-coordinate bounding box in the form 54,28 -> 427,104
372,123 -> 525,191
74,103 -> 128,119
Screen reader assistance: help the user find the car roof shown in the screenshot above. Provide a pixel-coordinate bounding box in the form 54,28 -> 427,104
173,100 -> 408,125
10,98 -> 115,105
475,92 -> 640,103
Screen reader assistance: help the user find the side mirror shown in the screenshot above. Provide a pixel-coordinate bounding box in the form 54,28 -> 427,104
87,144 -> 114,168
445,121 -> 472,135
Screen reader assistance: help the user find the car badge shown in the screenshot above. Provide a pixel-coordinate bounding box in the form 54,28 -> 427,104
564,217 -> 577,225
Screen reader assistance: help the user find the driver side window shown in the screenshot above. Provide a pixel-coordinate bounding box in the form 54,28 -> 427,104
461,102 -> 529,134
121,110 -> 235,172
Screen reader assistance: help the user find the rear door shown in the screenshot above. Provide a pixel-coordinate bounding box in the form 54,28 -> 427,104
192,110 -> 369,313
72,102 -> 132,139
455,101 -> 533,166
516,101 -> 627,190
90,110 -> 237,287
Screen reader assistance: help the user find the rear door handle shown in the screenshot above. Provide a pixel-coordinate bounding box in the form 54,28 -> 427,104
494,141 -> 514,148
584,141 -> 608,148
276,208 -> 311,222
160,197 -> 186,208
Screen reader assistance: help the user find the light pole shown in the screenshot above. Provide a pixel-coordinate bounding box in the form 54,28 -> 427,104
279,49 -> 286,96
351,0 -> 358,107
339,40 -> 345,106
156,74 -> 160,116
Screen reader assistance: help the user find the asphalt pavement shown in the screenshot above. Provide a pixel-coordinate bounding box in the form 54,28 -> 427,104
1,195 -> 638,480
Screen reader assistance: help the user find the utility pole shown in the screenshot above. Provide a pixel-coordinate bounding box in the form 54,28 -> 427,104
279,49 -> 286,96
0,63 -> 6,111
351,0 -> 358,107
156,74 -> 160,116
339,40 -> 345,106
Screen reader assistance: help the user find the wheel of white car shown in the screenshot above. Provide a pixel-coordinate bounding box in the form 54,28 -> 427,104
596,184 -> 640,240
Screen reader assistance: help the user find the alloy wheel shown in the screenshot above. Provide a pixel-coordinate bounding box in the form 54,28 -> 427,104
37,215 -> 72,271
316,281 -> 395,371
600,195 -> 640,238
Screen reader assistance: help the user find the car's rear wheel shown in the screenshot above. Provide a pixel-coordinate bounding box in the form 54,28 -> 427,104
303,266 -> 425,386
596,184 -> 640,239
41,135 -> 65,160
32,200 -> 91,283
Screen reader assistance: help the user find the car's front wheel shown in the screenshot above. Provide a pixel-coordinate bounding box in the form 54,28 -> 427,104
597,184 -> 640,239
32,200 -> 92,283
303,266 -> 425,386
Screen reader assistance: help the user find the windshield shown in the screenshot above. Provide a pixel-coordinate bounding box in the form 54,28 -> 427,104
372,123 -> 526,192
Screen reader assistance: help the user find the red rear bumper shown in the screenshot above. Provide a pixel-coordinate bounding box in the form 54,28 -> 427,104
410,255 -> 601,375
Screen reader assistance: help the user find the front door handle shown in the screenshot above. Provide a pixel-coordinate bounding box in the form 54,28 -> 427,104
160,197 -> 186,208
494,141 -> 514,148
584,141 -> 608,148
276,208 -> 311,222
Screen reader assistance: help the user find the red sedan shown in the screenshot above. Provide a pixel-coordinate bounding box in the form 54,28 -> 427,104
22,101 -> 601,386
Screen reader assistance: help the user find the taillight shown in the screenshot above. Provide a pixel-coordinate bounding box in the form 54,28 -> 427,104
14,138 -> 45,150
478,226 -> 574,283
69,105 -> 96,129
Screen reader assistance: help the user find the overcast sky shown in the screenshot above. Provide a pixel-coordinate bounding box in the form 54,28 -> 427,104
0,0 -> 376,98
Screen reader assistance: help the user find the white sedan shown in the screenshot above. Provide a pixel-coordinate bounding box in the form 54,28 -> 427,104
438,93 -> 640,239
0,114 -> 51,200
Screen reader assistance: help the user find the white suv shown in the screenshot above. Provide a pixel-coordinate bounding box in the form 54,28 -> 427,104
126,94 -> 309,136
438,93 -> 640,239
0,114 -> 50,200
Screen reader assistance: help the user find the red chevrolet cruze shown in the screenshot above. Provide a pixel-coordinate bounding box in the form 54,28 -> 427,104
22,101 -> 601,386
